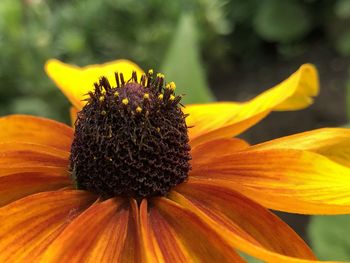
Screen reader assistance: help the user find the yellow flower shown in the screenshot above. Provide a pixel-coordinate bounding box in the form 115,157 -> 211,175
0,58 -> 349,262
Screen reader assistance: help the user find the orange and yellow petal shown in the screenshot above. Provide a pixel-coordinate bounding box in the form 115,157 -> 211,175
190,138 -> 249,166
191,146 -> 350,214
159,188 -> 340,263
0,190 -> 96,262
45,59 -> 144,110
0,171 -> 71,207
250,128 -> 350,167
185,64 -> 318,147
40,198 -> 138,263
0,115 -> 73,152
144,199 -> 245,263
174,182 -> 315,260
0,141 -> 69,177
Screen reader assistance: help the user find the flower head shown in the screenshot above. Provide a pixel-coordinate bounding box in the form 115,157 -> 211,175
1,58 -> 350,262
71,71 -> 190,198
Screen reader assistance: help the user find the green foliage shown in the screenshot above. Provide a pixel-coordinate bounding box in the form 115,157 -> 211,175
0,0 -> 227,122
2,0 -> 350,122
253,0 -> 311,43
308,215 -> 350,261
161,13 -> 214,104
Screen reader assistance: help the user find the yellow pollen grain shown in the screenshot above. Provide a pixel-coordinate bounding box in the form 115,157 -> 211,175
157,73 -> 165,78
122,98 -> 129,105
157,127 -> 160,132
114,91 -> 119,97
169,95 -> 175,101
101,110 -> 107,115
143,93 -> 150,100
169,81 -> 176,90
136,106 -> 142,113
148,69 -> 154,75
158,94 -> 164,100
99,96 -> 105,102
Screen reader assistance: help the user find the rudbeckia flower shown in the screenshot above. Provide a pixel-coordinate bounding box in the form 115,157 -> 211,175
1,58 -> 349,263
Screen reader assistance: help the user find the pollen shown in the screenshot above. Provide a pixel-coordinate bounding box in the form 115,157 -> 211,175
157,73 -> 165,79
70,70 -> 191,199
167,81 -> 176,90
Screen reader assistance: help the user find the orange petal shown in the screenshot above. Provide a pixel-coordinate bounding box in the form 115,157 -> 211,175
45,59 -> 144,110
174,182 -> 315,259
0,190 -> 96,262
190,138 -> 249,167
157,192 -> 337,263
140,199 -> 194,263
150,198 -> 245,262
0,171 -> 71,207
250,128 -> 350,167
40,198 -> 135,263
0,142 -> 69,177
119,199 -> 142,263
190,148 -> 350,214
185,64 -> 318,147
0,115 -> 73,152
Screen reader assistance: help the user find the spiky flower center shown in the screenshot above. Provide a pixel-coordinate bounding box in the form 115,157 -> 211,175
70,70 -> 191,199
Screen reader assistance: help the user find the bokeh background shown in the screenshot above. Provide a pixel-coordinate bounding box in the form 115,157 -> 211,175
1,0 -> 350,261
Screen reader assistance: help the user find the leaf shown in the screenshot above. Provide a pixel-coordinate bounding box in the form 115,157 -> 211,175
308,215 -> 350,261
161,12 -> 214,104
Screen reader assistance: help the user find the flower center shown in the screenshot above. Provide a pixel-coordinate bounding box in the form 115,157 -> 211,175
70,70 -> 191,198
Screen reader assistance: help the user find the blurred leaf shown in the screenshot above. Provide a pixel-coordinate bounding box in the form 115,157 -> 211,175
335,0 -> 350,19
161,13 -> 214,104
10,97 -> 54,118
253,0 -> 311,43
335,30 -> 350,56
308,215 -> 350,261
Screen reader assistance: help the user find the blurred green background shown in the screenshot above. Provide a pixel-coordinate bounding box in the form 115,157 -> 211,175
1,0 -> 350,261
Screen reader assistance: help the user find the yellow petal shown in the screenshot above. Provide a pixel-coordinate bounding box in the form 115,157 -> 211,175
185,64 -> 319,147
0,190 -> 96,262
69,107 -> 78,127
0,115 -> 73,152
191,148 -> 350,214
150,198 -> 246,262
174,182 -> 315,259
45,59 -> 144,110
250,128 -> 350,167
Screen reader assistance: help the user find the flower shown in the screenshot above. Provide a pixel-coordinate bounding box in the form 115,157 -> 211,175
0,58 -> 349,262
